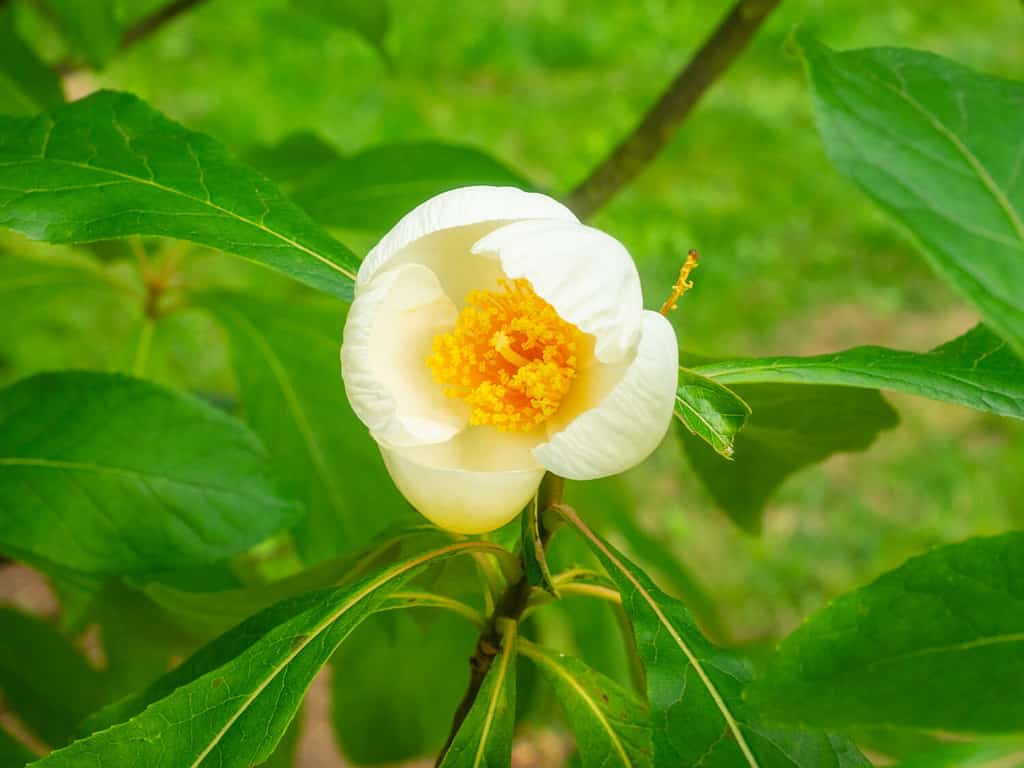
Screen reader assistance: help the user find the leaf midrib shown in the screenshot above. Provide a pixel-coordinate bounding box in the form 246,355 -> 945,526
564,509 -> 761,768
0,456 -> 284,503
188,540 -> 495,768
0,153 -> 357,281
520,641 -> 635,767
471,620 -> 515,768
861,64 -> 1024,244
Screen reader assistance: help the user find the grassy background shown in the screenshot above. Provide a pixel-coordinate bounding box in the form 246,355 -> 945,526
9,0 -> 1024,647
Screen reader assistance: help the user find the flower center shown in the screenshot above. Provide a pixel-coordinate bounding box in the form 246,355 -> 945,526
427,278 -> 582,432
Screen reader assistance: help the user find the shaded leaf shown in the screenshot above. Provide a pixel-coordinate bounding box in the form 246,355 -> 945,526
522,477 -> 558,597
52,541 -> 498,768
675,368 -> 750,458
198,292 -> 414,562
801,39 -> 1024,355
692,325 -> 1024,420
519,640 -> 652,768
331,608 -> 476,763
749,532 -> 1024,734
0,727 -> 35,768
292,0 -> 390,59
0,371 -> 302,574
42,0 -> 120,70
0,91 -> 359,300
438,619 -> 518,768
0,9 -> 64,115
680,384 -> 899,531
0,608 -> 104,747
560,507 -> 871,768
139,526 -> 446,637
248,135 -> 529,236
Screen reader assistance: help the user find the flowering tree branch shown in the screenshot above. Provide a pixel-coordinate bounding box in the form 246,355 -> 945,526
435,474 -> 565,765
58,0 -> 209,74
566,0 -> 781,219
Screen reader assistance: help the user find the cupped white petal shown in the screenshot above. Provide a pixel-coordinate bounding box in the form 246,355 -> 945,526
358,186 -> 578,287
471,220 -> 643,363
380,427 -> 545,534
341,263 -> 467,447
533,310 -> 678,480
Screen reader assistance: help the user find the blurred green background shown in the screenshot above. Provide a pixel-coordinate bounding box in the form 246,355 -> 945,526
4,0 -> 1023,649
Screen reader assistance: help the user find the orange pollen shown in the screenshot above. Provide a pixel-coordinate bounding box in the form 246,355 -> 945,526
426,278 -> 582,432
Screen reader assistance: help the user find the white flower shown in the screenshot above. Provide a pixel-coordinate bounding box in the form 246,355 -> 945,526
340,186 -> 678,534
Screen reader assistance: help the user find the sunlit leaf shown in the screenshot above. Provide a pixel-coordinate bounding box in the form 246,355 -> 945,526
0,91 -> 359,300
674,368 -> 750,458
749,532 -> 1024,734
50,541 -> 499,768
0,371 -> 302,574
561,508 -> 871,768
519,640 -> 652,768
801,39 -> 1024,355
693,325 -> 1024,420
436,619 -> 517,768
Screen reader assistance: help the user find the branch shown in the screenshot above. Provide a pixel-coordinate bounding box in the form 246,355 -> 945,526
120,0 -> 208,50
565,0 -> 780,219
435,474 -> 565,765
59,0 -> 209,74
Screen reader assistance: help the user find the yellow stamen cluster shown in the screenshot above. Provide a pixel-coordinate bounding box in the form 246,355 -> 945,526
427,278 -> 581,432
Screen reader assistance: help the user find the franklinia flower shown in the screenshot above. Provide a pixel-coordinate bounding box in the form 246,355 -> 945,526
341,186 -> 678,533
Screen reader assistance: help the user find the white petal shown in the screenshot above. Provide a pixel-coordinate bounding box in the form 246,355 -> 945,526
471,220 -> 643,363
341,263 -> 467,447
380,427 -> 545,534
533,311 -> 678,480
358,186 -> 578,288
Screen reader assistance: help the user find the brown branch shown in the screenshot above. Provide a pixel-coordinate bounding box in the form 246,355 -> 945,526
59,0 -> 209,74
435,474 -> 565,766
120,0 -> 208,50
565,0 -> 781,219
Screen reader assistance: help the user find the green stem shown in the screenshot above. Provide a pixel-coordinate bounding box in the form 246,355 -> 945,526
435,472 -> 565,765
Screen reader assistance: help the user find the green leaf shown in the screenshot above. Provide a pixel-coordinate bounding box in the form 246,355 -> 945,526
42,0 -> 120,70
257,708 -> 303,768
675,368 -> 750,458
518,640 -> 652,768
438,619 -> 518,768
139,526 -> 446,637
0,91 -> 359,300
0,9 -> 64,115
292,0 -> 390,59
800,39 -> 1024,355
0,371 -> 302,574
198,292 -> 414,562
0,727 -> 35,768
331,608 -> 477,763
0,608 -> 104,747
46,540 -> 498,768
248,135 -> 528,236
680,384 -> 899,531
892,741 -> 1024,768
748,532 -> 1024,734
560,507 -> 871,768
692,325 -> 1024,420
522,476 -> 559,597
